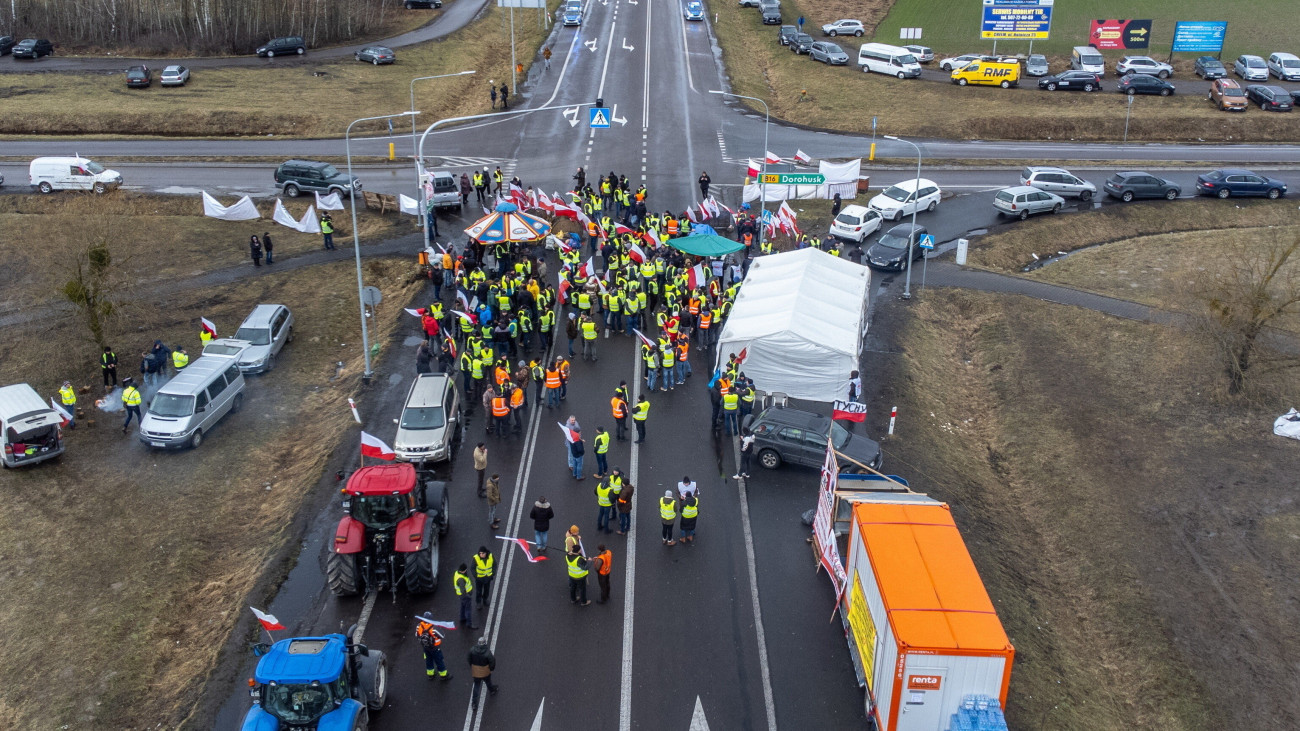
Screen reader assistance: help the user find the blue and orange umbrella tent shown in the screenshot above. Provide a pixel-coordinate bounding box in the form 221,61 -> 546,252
463,201 -> 552,244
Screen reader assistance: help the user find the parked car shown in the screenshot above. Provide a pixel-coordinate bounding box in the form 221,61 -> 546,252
993,186 -> 1064,219
759,0 -> 781,25
393,373 -> 461,463
1233,54 -> 1268,81
1194,56 -> 1226,79
1267,52 -> 1300,81
828,204 -> 882,243
738,0 -> 761,6
865,223 -> 929,272
427,171 -> 463,211
561,0 -> 583,25
1038,70 -> 1101,92
1025,53 -> 1049,76
1116,74 -> 1174,96
810,41 -> 848,65
274,159 -> 361,198
404,0 -> 443,7
939,53 -> 982,71
742,406 -> 882,473
683,1 -> 704,20
29,156 -> 122,194
0,36 -> 15,55
1020,166 -> 1096,201
203,304 -> 295,374
1116,55 -> 1172,78
160,64 -> 190,86
355,46 -> 395,64
777,25 -> 798,45
789,33 -> 814,54
11,38 -> 53,59
951,58 -> 1020,88
868,178 -> 941,221
1102,171 -> 1181,202
0,383 -> 65,468
138,353 -> 245,449
1195,168 -> 1287,199
1208,78 -> 1247,111
125,65 -> 152,88
821,19 -> 864,37
256,36 -> 305,57
903,45 -> 934,64
1245,84 -> 1293,111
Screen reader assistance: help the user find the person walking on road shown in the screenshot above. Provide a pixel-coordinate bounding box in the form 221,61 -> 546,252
249,235 -> 263,267
580,314 -> 598,361
698,171 -> 711,199
632,394 -> 650,443
592,426 -> 610,477
473,546 -> 495,610
543,46 -> 552,69
679,494 -> 699,544
616,480 -> 634,535
593,544 -> 613,604
474,443 -> 489,497
455,564 -> 475,630
121,377 -> 142,432
468,637 -> 499,709
566,550 -> 591,605
545,360 -> 563,408
659,491 -> 678,546
530,496 -> 554,553
722,387 -> 740,435
416,615 -> 452,680
320,213 -> 335,250
568,428 -> 586,480
486,474 -> 501,529
678,476 -> 698,502
734,429 -> 755,480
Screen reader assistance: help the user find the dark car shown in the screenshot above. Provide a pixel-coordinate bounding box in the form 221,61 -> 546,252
1038,70 -> 1101,92
865,223 -> 928,271
1116,74 -> 1174,96
789,33 -> 814,54
1102,171 -> 1181,202
256,36 -> 305,58
778,25 -> 798,45
1244,84 -> 1292,111
125,65 -> 152,88
759,0 -> 781,25
1194,56 -> 1226,79
12,38 -> 54,59
355,46 -> 395,65
0,36 -> 15,55
404,0 -> 443,7
742,407 -> 882,473
274,159 -> 361,198
1196,169 -> 1287,199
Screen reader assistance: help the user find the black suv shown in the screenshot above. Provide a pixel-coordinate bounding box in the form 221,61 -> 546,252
12,38 -> 54,59
404,0 -> 444,6
274,160 -> 361,198
778,25 -> 798,45
742,406 -> 882,473
0,36 -> 15,55
256,36 -> 305,58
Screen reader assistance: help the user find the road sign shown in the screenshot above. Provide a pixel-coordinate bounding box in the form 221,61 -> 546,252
759,173 -> 825,185
981,0 -> 1053,40
589,107 -> 611,128
1172,21 -> 1227,53
362,286 -> 383,307
760,209 -> 776,224
918,234 -> 935,250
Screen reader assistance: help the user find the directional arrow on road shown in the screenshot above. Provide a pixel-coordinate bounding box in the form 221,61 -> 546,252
530,699 -> 545,731
690,697 -> 710,731
585,39 -> 598,53
610,104 -> 627,126
563,107 -> 580,128
623,37 -> 635,51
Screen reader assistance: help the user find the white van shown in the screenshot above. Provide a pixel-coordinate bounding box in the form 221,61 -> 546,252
30,156 -> 123,194
858,42 -> 922,78
1071,45 -> 1106,75
138,353 -> 246,449
0,383 -> 65,468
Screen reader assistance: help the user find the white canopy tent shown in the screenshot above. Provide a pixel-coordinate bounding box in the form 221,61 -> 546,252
715,248 -> 870,402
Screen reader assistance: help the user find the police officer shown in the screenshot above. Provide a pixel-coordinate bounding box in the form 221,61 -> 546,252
121,377 -> 142,433
415,614 -> 452,680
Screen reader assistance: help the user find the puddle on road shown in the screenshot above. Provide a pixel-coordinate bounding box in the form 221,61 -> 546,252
388,373 -> 403,386
403,335 -> 424,347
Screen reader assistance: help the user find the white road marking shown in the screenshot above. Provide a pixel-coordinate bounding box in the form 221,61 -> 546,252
677,0 -> 696,93
351,590 -> 378,644
689,696 -> 710,731
530,698 -> 546,731
623,37 -> 635,51
585,38 -> 599,52
539,14 -> 588,109
597,21 -> 618,99
611,104 -> 628,126
641,0 -> 653,129
733,440 -> 778,731
619,350 -> 644,731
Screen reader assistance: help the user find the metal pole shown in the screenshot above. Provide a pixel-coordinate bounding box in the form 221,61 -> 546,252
510,5 -> 517,95
417,102 -> 597,183
709,91 -> 769,250
884,136 -> 921,300
410,71 -> 477,237
1123,94 -> 1133,144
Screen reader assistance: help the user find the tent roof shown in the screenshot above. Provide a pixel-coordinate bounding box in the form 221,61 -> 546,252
668,233 -> 744,257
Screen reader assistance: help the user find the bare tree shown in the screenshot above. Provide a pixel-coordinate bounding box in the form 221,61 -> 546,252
62,239 -> 130,351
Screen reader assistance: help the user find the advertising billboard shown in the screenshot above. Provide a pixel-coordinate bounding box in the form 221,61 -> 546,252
1171,21 -> 1227,53
981,0 -> 1053,40
1089,19 -> 1152,50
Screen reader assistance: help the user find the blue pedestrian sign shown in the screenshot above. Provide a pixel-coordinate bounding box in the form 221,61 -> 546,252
760,208 -> 776,224
918,234 -> 935,250
589,107 -> 611,128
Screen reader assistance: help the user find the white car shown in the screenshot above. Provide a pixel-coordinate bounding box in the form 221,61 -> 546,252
828,205 -> 882,243
1267,52 -> 1300,81
159,64 -> 190,86
821,19 -> 864,37
1116,55 -> 1172,78
1234,55 -> 1268,81
868,178 -> 941,221
940,54 -> 981,72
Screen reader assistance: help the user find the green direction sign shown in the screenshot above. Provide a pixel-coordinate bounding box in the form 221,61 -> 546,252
760,173 -> 825,185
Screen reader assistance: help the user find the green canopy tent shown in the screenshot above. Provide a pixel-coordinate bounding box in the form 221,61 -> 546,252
667,233 -> 743,257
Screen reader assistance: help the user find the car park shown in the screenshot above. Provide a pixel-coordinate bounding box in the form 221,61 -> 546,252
1195,169 -> 1287,199
857,43 -> 921,78
355,46 -> 395,64
951,58 -> 1019,88
993,186 -> 1064,219
404,0 -> 443,7
1070,45 -> 1105,74
821,19 -> 864,37
1208,78 -> 1247,111
828,204 -> 882,243
204,304 -> 295,373
1020,166 -> 1096,201
683,1 -> 704,20
742,406 -> 882,473
759,1 -> 781,25
789,33 -> 814,54
778,25 -> 798,45
939,53 -> 981,71
1038,70 -> 1101,92
0,36 -> 15,55
0,383 -> 65,468
865,223 -> 929,272
256,36 -> 305,57
561,0 -> 583,25
903,45 -> 933,64
393,373 -> 461,463
1117,74 -> 1173,96
1194,56 -> 1226,79
1025,53 -> 1048,76
868,178 -> 941,221
1245,84 -> 1293,111
1102,171 -> 1181,202
810,42 -> 848,65
274,159 -> 361,197
1116,55 -> 1172,78
125,65 -> 152,88
1267,52 -> 1300,81
29,156 -> 122,194
11,38 -> 54,59
160,64 -> 190,86
1234,55 -> 1268,81
138,353 -> 245,449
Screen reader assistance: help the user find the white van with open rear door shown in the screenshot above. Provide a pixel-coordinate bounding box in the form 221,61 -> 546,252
0,383 -> 65,468
29,156 -> 123,194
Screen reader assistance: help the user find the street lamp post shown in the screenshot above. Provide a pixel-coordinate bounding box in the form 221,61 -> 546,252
884,135 -> 922,300
415,102 -> 594,182
410,70 -> 477,238
710,90 -> 769,251
347,110 -> 421,383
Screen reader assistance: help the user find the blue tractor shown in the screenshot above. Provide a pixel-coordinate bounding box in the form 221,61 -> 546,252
241,632 -> 387,730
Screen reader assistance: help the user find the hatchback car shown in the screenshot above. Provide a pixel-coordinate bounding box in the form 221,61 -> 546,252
204,304 -> 295,373
1020,166 -> 1096,201
939,53 -> 981,71
1117,74 -> 1174,96
275,159 -> 361,197
11,38 -> 53,59
1025,53 -> 1049,76
1195,169 -> 1287,199
1234,55 -> 1268,81
1208,78 -> 1247,111
160,64 -> 190,86
828,205 -> 882,243
821,19 -> 864,37
789,33 -> 814,54
1116,55 -> 1172,78
903,45 -> 934,64
1102,171 -> 1180,202
1245,84 -> 1293,111
257,36 -> 305,57
1267,52 -> 1300,81
993,186 -> 1064,219
865,223 -> 928,271
810,42 -> 848,65
1038,70 -> 1101,91
1194,56 -> 1226,79
125,65 -> 151,88
355,46 -> 395,64
742,407 -> 882,473
561,1 -> 583,26
0,36 -> 15,55
403,0 -> 443,7
683,1 -> 704,20
393,373 -> 461,463
869,178 -> 941,220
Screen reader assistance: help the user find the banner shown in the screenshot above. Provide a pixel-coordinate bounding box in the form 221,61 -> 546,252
832,400 -> 867,422
981,0 -> 1053,40
1171,21 -> 1227,53
811,435 -> 847,602
202,191 -> 260,221
1089,19 -> 1152,49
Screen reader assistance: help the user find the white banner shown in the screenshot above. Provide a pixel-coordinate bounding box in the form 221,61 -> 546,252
314,191 -> 345,210
202,192 -> 260,221
812,435 -> 847,600
819,158 -> 861,184
272,199 -> 321,233
399,194 -> 420,216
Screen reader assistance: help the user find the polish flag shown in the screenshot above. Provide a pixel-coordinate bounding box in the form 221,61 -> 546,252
200,317 -> 217,338
527,187 -> 539,210
685,206 -> 700,223
710,197 -> 735,217
576,257 -> 596,279
831,400 -> 868,423
510,183 -> 527,207
702,198 -> 719,218
736,346 -> 748,365
614,223 -> 635,236
452,310 -> 476,324
50,397 -> 72,427
746,159 -> 761,178
794,150 -> 812,165
765,151 -> 782,164
632,328 -> 656,348
443,336 -> 457,361
557,421 -> 578,443
497,535 -> 549,562
558,275 -> 573,304
360,432 -> 396,461
575,208 -> 593,228
627,241 -> 647,264
251,607 -> 286,632
537,190 -> 554,212
687,263 -> 708,290
413,616 -> 458,630
404,308 -> 423,317
642,230 -> 659,249
456,288 -> 471,312
552,200 -> 578,221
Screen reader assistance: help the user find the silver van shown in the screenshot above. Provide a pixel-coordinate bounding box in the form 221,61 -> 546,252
393,373 -> 461,463
203,304 -> 293,374
0,383 -> 65,467
1071,45 -> 1106,75
138,354 -> 245,449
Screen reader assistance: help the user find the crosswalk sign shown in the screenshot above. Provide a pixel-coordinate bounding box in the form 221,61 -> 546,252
589,107 -> 611,128
918,234 -> 935,250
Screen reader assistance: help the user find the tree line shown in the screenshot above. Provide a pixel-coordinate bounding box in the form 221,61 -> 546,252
6,0 -> 403,54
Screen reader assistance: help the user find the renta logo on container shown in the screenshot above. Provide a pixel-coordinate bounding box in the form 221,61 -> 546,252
907,674 -> 943,690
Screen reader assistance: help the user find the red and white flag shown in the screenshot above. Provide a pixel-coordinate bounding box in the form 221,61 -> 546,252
794,150 -> 812,165
831,400 -> 868,423
557,421 -> 578,443
509,183 -> 527,208
710,197 -> 734,217
537,190 -> 554,212
702,198 -> 719,218
575,207 -> 593,228
360,431 -> 396,461
685,205 -> 700,223
497,535 -> 549,562
527,187 -> 539,210
456,288 -> 471,311
746,159 -> 761,178
200,317 -> 217,338
251,607 -> 286,632
687,263 -> 708,290
765,151 -> 782,164
632,328 -> 656,348
452,310 -> 476,324
404,308 -> 423,317
413,616 -> 458,630
49,397 -> 72,427
627,241 -> 647,264
735,347 -> 748,366
614,223 -> 635,236
642,230 -> 659,248
557,275 -> 572,304
576,257 -> 596,279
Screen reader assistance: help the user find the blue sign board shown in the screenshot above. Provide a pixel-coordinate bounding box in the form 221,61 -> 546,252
589,107 -> 611,128
918,234 -> 935,250
981,0 -> 1053,40
1171,21 -> 1227,53
760,208 -> 776,224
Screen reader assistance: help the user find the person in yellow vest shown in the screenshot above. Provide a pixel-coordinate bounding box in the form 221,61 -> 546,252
171,346 -> 189,370
632,394 -> 650,444
596,469 -> 621,533
679,494 -> 699,544
593,426 -> 611,477
567,550 -> 591,605
473,169 -> 487,203
580,314 -> 598,362
454,563 -> 475,630
320,212 -> 335,250
473,546 -> 495,609
58,381 -> 77,429
660,491 -> 678,546
121,377 -> 143,432
722,389 -> 740,436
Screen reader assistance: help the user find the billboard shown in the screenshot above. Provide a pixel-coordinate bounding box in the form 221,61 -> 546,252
1171,21 -> 1227,53
981,0 -> 1053,40
1089,19 -> 1152,49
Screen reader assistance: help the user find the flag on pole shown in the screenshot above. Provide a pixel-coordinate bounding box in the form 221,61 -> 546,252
576,257 -> 596,279
456,288 -> 471,312
251,607 -> 286,632
777,200 -> 800,235
452,310 -> 476,324
404,308 -> 423,317
537,190 -> 554,212
794,150 -> 812,165
200,317 -> 217,339
632,328 -> 656,348
526,187 -> 539,210
443,335 -> 457,360
360,431 -> 396,461
557,274 -> 573,304
687,263 -> 708,290
49,397 -> 72,427
736,346 -> 748,366
710,197 -> 734,217
746,159 -> 761,178
831,400 -> 868,423
497,536 -> 549,562
557,421 -> 578,443
684,205 -> 700,223
413,616 -> 458,630
765,151 -> 782,164
509,183 -> 527,208
627,241 -> 647,264
552,200 -> 578,220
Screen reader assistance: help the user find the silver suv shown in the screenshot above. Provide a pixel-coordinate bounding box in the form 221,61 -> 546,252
1116,55 -> 1172,78
1020,166 -> 1096,201
393,374 -> 461,463
204,304 -> 294,374
993,186 -> 1064,220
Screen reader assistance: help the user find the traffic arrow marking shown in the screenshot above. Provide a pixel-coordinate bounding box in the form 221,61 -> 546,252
530,698 -> 545,731
585,39 -> 599,53
611,104 -> 627,126
689,697 -> 710,731
563,106 -> 580,128
623,37 -> 635,51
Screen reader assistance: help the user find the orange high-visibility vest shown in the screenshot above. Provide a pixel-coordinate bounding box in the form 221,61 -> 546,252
492,397 -> 510,417
719,378 -> 732,395
666,219 -> 679,235
545,368 -> 562,388
688,297 -> 701,315
509,388 -> 525,408
611,397 -> 628,419
495,367 -> 510,386
699,311 -> 713,329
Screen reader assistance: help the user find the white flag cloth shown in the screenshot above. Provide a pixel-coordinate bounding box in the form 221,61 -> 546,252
315,191 -> 345,210
794,150 -> 812,165
399,194 -> 420,216
202,191 -> 260,221
273,199 -> 320,233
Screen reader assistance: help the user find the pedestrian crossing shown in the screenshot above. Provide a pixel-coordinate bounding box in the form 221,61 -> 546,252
433,156 -> 517,170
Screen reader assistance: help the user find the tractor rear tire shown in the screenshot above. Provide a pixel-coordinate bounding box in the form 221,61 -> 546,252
358,651 -> 388,711
327,551 -> 363,596
426,482 -> 450,537
404,538 -> 439,595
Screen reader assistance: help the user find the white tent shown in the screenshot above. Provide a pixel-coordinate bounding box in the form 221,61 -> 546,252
715,248 -> 869,402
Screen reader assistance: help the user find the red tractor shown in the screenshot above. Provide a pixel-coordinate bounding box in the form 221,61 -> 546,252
327,462 -> 448,597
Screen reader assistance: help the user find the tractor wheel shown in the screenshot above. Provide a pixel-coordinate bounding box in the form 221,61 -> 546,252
327,551 -> 363,596
403,539 -> 438,595
428,482 -> 450,537
358,651 -> 388,711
